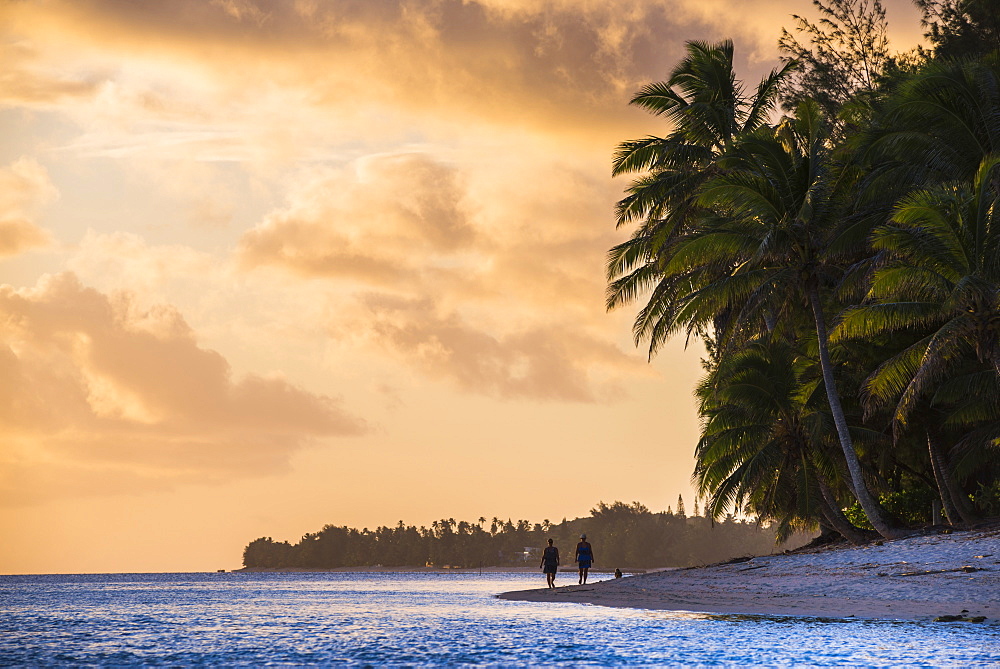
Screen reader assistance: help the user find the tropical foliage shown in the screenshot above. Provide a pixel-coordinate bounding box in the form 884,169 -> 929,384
610,4 -> 1000,543
778,0 -> 890,119
914,0 -> 1000,59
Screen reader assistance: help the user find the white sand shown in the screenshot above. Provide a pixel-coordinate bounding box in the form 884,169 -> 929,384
498,527 -> 1000,621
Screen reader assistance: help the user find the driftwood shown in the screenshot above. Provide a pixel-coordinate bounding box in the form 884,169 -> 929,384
893,566 -> 984,577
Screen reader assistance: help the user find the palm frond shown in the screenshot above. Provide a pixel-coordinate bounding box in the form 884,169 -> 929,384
629,81 -> 686,118
833,302 -> 943,341
611,136 -> 668,176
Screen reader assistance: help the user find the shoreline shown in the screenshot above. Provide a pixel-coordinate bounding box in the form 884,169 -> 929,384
498,526 -> 1000,622
234,566 -> 648,575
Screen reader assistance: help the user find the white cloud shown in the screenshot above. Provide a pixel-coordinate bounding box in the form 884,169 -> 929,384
0,272 -> 367,505
0,158 -> 56,257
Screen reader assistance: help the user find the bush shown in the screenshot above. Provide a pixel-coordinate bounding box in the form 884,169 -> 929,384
843,487 -> 938,529
974,480 -> 1000,516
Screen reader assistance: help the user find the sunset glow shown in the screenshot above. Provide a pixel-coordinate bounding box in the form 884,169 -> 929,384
0,0 -> 924,573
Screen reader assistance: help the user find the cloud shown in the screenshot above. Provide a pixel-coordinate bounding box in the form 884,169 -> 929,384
0,219 -> 51,258
235,150 -> 646,401
0,158 -> 56,257
237,153 -> 474,283
0,40 -> 106,108
361,293 -> 639,402
0,272 -> 367,505
0,0 -> 767,154
235,147 -> 617,300
1,0 -> 926,168
68,230 -> 218,303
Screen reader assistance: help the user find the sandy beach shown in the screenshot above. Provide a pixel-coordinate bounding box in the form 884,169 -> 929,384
499,527 -> 1000,622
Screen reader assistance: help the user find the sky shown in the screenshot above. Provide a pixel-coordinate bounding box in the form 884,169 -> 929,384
0,0 -> 925,574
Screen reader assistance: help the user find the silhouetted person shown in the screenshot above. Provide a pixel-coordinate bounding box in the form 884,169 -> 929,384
614,568 -> 622,579
540,538 -> 559,588
575,534 -> 594,584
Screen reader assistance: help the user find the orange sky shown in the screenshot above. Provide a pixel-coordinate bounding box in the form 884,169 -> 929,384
0,0 -> 925,574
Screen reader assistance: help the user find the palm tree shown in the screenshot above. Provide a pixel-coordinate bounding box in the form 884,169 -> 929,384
929,367 -> 999,520
609,44 -> 906,537
858,56 -> 1000,204
608,39 -> 794,356
838,156 -> 1000,408
695,338 -> 868,543
685,100 -> 904,538
835,154 -> 1000,522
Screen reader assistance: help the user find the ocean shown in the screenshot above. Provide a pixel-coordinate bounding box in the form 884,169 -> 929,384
1,571 -> 997,666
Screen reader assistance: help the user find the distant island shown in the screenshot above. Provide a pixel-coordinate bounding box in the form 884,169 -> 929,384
241,500 -> 814,570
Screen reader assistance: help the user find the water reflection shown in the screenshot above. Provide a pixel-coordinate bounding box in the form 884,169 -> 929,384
2,572 -> 997,666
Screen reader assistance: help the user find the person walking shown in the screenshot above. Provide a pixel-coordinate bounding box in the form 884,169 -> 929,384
540,538 -> 559,588
575,534 -> 594,585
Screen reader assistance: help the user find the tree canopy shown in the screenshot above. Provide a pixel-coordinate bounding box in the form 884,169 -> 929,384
609,3 -> 1000,543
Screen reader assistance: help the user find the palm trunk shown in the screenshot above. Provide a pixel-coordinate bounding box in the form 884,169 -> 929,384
927,428 -> 960,524
927,427 -> 979,525
808,285 -> 905,540
764,310 -> 778,333
816,475 -> 867,545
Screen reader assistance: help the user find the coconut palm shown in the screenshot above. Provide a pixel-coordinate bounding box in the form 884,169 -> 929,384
838,155 -> 1000,410
679,99 -> 904,538
608,40 -> 794,356
858,56 -> 1000,206
835,155 -> 1000,521
817,56 -> 1000,526
695,338 -> 868,543
931,367 -> 1000,519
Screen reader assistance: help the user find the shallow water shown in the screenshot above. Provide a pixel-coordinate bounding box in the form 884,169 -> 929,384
1,572 -> 998,666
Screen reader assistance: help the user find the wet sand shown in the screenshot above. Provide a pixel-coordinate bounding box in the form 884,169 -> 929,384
498,527 -> 1000,621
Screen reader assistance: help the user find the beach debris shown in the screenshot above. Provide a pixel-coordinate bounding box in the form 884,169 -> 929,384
895,566 -> 985,577
723,556 -> 754,565
933,614 -> 987,623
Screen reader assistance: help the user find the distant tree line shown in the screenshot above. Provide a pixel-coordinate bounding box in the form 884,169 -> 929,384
242,500 -> 812,570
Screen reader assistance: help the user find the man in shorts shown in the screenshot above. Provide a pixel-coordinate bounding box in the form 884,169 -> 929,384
574,534 -> 594,585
